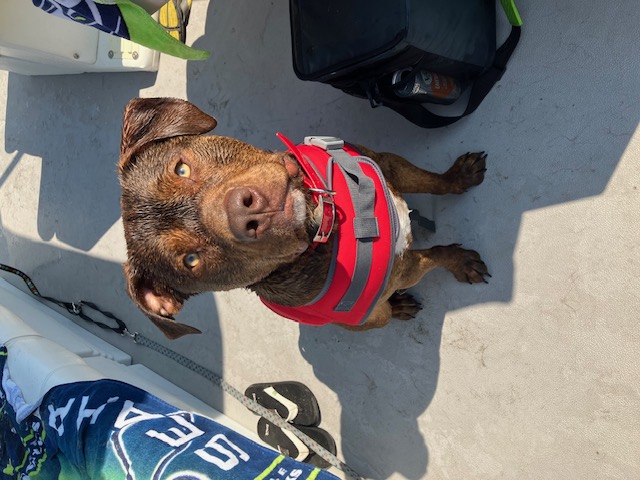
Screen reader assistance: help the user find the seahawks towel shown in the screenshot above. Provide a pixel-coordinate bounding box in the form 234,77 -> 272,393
32,0 -> 210,60
0,346 -> 337,479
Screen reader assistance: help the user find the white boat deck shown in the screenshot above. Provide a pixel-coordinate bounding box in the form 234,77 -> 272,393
0,1 -> 638,478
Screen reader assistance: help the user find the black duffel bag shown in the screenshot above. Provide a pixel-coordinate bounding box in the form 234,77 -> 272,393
289,0 -> 522,128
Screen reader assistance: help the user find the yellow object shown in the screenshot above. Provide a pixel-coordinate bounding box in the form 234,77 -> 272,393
159,0 -> 192,43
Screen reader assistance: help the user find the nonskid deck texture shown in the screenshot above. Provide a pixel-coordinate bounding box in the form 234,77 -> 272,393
0,0 -> 638,478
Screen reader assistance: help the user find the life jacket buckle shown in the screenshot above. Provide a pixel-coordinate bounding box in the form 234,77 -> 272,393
304,136 -> 345,151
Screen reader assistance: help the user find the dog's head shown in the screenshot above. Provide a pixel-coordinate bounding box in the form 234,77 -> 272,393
119,98 -> 311,339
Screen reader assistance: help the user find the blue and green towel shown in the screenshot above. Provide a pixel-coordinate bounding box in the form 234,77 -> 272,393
32,0 -> 209,60
0,345 -> 337,479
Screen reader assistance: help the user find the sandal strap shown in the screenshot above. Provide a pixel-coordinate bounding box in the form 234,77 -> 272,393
262,386 -> 300,422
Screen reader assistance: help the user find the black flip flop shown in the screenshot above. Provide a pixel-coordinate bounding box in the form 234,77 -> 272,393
245,381 -> 321,426
257,417 -> 337,469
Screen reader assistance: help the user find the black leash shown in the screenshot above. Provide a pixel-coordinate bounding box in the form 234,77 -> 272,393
0,263 -> 368,479
0,263 -> 128,336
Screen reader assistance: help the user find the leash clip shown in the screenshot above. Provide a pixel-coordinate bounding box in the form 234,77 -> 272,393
121,328 -> 139,342
68,301 -> 83,315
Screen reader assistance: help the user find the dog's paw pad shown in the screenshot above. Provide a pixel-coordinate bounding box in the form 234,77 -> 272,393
389,291 -> 422,320
449,247 -> 490,284
444,151 -> 487,193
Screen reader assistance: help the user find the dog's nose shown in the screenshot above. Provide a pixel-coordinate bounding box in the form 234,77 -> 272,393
226,186 -> 269,241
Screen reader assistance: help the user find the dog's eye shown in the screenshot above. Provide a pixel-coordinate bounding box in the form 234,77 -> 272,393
183,253 -> 200,268
175,161 -> 191,178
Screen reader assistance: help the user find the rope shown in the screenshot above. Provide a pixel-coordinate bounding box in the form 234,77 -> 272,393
134,334 -> 365,479
0,264 -> 367,480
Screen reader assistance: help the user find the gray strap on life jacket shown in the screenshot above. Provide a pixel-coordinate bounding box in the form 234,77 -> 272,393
331,148 -> 379,312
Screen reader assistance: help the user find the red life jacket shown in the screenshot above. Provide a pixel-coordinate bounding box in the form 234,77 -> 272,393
261,135 -> 399,326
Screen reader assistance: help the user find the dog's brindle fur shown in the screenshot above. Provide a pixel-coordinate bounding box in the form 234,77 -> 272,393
119,98 -> 489,339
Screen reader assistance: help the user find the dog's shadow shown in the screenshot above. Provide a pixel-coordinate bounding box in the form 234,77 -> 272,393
298,311 -> 446,479
296,218 -> 477,479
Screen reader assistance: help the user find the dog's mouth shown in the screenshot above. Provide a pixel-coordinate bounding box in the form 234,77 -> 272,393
278,181 -> 307,229
278,152 -> 307,217
281,154 -> 313,231
223,156 -> 308,243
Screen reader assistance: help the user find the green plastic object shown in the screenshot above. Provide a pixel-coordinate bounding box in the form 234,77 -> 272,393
500,0 -> 523,26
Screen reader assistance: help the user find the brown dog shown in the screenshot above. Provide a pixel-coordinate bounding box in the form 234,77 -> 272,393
118,97 -> 489,339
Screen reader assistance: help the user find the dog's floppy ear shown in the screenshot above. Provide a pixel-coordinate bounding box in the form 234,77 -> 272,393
119,97 -> 217,174
123,261 -> 202,340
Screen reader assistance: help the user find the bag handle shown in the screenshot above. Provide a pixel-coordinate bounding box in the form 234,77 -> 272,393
380,0 -> 522,128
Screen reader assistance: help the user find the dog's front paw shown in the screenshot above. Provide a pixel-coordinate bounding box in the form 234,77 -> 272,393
447,245 -> 490,284
443,152 -> 487,193
389,291 -> 422,320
